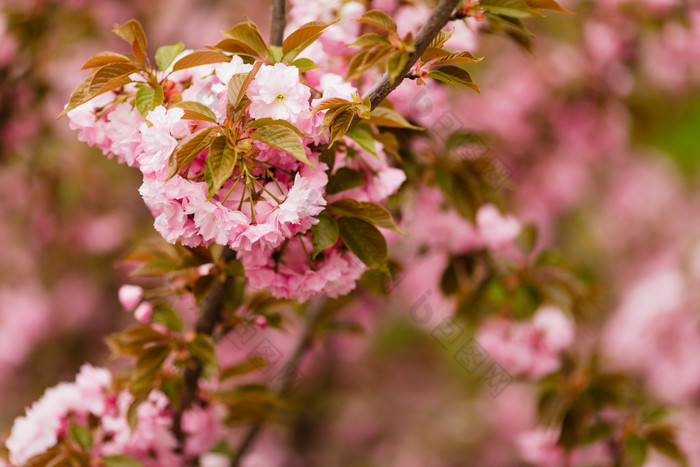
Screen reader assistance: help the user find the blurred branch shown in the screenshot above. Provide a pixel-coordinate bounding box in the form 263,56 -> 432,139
173,248 -> 237,453
270,0 -> 287,47
230,297 -> 327,467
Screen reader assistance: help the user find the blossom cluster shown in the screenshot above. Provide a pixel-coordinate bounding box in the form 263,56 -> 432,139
5,364 -> 225,466
67,47 -> 404,301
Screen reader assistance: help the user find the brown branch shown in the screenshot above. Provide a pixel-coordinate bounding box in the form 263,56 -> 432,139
362,0 -> 461,110
270,0 -> 287,47
230,297 -> 327,467
173,248 -> 237,451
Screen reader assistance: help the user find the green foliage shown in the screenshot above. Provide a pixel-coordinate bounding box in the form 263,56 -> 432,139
329,198 -> 403,233
134,85 -> 164,118
155,42 -> 184,71
176,101 -> 218,123
171,50 -> 231,71
282,20 -> 338,62
326,167 -> 366,195
338,216 -> 388,272
311,213 -> 340,258
204,136 -> 238,198
103,455 -> 144,467
250,123 -> 311,166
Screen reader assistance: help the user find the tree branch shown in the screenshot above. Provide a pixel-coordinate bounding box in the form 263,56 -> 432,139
230,297 -> 327,467
270,0 -> 287,47
173,248 -> 237,449
362,0 -> 461,109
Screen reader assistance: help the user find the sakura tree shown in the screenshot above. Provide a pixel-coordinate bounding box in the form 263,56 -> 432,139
1,0 -> 696,466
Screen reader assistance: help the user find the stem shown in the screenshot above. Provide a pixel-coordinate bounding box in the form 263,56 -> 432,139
222,174 -> 243,204
230,297 -> 327,467
173,248 -> 238,452
253,177 -> 283,204
269,0 -> 287,47
359,0 -> 461,113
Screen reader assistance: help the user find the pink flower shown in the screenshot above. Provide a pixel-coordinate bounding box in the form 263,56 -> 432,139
240,239 -> 366,302
134,302 -> 154,323
6,365 -> 112,466
516,429 -> 566,467
476,204 -> 521,249
118,284 -> 144,311
478,306 -> 574,378
136,106 -> 187,178
247,63 -> 311,123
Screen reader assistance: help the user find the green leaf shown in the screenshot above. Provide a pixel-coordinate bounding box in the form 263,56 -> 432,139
176,101 -> 218,123
188,334 -> 218,378
80,51 -> 131,70
112,19 -> 148,64
367,107 -> 422,130
356,9 -> 397,32
151,304 -> 183,332
346,44 -> 393,80
290,58 -> 321,72
345,125 -> 377,156
228,61 -> 262,109
626,436 -> 648,467
516,223 -> 538,254
330,198 -> 403,233
480,0 -> 539,17
268,45 -> 283,63
135,85 -> 164,118
167,127 -> 215,179
282,20 -> 338,62
347,33 -> 392,48
69,421 -> 93,450
250,124 -> 311,166
131,344 -> 171,392
155,42 -> 185,71
328,108 -> 356,146
171,51 -> 231,72
526,0 -> 573,13
428,29 -> 455,48
248,118 -> 307,137
126,392 -> 148,432
210,38 -> 262,58
89,62 -> 139,94
429,50 -> 482,66
646,426 -> 689,467
220,356 -> 268,381
338,216 -> 388,271
59,63 -> 138,118
430,66 -> 480,92
313,97 -> 352,113
222,21 -> 269,58
205,136 -> 238,198
106,324 -> 170,357
103,454 -> 144,467
25,450 -> 70,467
326,167 -> 366,195
387,51 -> 410,83
311,212 -> 340,258
486,12 -> 535,36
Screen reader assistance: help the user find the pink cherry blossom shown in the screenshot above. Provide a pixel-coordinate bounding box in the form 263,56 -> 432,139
247,63 -> 311,123
118,284 -> 144,311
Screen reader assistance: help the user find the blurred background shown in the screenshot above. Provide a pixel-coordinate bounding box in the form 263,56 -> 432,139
2,0 -> 700,465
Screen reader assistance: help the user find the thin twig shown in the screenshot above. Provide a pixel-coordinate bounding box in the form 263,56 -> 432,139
361,0 -> 461,109
270,0 -> 287,47
230,297 -> 327,467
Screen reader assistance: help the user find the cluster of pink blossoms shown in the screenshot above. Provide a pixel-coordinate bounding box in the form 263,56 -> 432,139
5,364 -> 224,466
68,48 -> 405,301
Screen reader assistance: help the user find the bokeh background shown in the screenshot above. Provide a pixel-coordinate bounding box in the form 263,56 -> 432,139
3,0 -> 700,465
